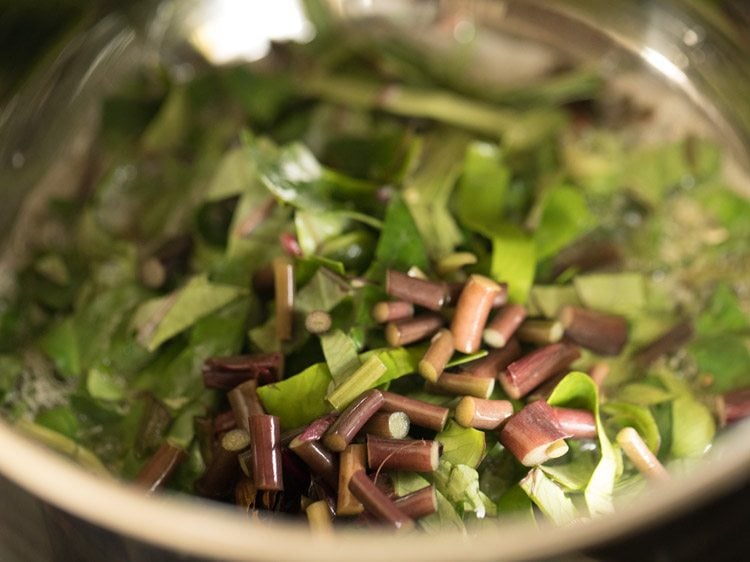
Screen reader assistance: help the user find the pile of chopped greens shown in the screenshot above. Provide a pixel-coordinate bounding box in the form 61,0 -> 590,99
2,4 -> 750,532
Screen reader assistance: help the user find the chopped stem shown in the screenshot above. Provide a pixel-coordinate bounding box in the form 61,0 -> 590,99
228,379 -> 265,432
385,314 -> 444,347
249,415 -> 284,491
195,428 -> 250,499
418,328 -> 455,382
500,343 -> 581,400
451,274 -> 502,353
589,362 -> 610,388
455,397 -> 514,430
348,470 -> 414,530
436,252 -> 477,275
499,401 -> 570,467
380,391 -> 449,432
327,355 -> 388,411
337,444 -> 367,516
305,310 -> 332,334
367,436 -> 440,472
460,338 -> 522,378
372,300 -> 414,323
558,305 -> 629,356
394,485 -> 438,519
273,256 -> 294,341
616,427 -> 669,481
362,411 -> 410,440
202,352 -> 283,389
385,269 -> 448,311
289,437 -> 339,490
483,304 -> 528,349
323,390 -> 385,452
134,442 -> 188,493
633,319 -> 694,368
551,239 -> 622,279
296,413 -> 339,443
716,387 -> 750,425
424,372 -> 495,399
306,499 -> 334,532
552,407 -> 597,439
516,319 -> 565,345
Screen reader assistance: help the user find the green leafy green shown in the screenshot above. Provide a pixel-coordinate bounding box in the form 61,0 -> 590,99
490,224 -> 536,303
39,318 -> 81,378
136,275 -> 247,352
670,395 -> 715,458
435,421 -> 486,469
295,268 -> 351,314
320,329 -> 361,385
369,197 -> 430,278
548,372 -> 617,516
533,184 -> 594,261
574,272 -> 646,317
432,460 -> 489,519
519,467 -> 577,526
455,141 -> 509,237
403,132 -> 469,261
257,346 -> 418,428
602,402 -> 661,454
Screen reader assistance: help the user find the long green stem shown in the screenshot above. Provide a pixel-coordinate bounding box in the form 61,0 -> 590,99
326,355 -> 387,411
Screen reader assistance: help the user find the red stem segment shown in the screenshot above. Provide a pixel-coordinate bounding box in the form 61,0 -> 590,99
348,470 -> 414,530
483,304 -> 527,349
633,319 -> 694,367
552,407 -> 597,439
249,415 -> 284,491
455,397 -> 514,430
451,274 -> 502,353
367,436 -> 440,472
289,437 -> 339,490
380,391 -> 449,432
460,338 -> 522,378
372,301 -> 415,323
717,387 -> 750,425
385,314 -> 444,346
499,343 -> 581,400
558,305 -> 629,356
202,352 -> 283,389
394,485 -> 438,519
499,400 -> 571,467
228,379 -> 265,432
323,390 -> 385,452
385,269 -> 447,311
134,442 -> 188,494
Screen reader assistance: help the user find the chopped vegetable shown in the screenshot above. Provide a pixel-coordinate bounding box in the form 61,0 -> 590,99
1,3 -> 748,534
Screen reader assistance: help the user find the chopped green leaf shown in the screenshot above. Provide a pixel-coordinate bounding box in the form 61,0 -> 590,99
519,467 -> 577,526
603,402 -> 661,454
320,329 -> 361,386
435,420 -> 486,469
533,184 -> 593,261
403,131 -> 469,261
369,197 -> 430,278
490,224 -> 536,303
670,395 -> 715,459
574,272 -> 646,317
137,275 -> 247,352
455,141 -> 509,237
548,372 -> 617,516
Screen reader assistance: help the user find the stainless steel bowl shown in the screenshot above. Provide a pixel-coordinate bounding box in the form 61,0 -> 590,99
1,1 -> 749,560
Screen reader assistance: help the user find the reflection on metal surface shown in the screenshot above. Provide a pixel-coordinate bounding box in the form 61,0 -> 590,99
190,0 -> 314,63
